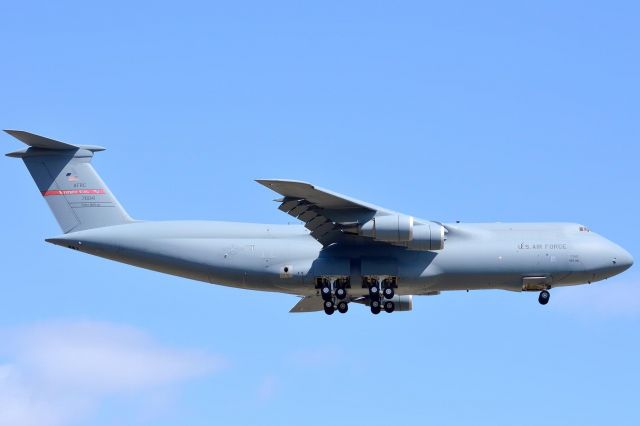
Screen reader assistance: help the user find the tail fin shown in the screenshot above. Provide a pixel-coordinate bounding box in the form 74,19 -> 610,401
5,130 -> 133,233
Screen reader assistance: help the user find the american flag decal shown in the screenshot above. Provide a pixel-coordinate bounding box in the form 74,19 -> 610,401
66,172 -> 79,182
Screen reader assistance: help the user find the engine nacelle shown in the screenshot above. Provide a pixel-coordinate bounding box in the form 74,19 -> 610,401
388,295 -> 413,311
357,295 -> 413,311
359,215 -> 445,250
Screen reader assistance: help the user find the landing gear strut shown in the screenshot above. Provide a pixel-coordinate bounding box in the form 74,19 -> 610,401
538,290 -> 550,305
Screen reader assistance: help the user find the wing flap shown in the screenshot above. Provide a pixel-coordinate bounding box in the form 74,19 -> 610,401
278,198 -> 301,212
258,179 -> 385,245
257,179 -> 404,246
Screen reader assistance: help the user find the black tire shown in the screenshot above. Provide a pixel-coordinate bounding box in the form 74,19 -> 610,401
371,305 -> 381,315
335,287 -> 347,300
369,285 -> 379,295
538,290 -> 550,305
324,300 -> 335,315
321,285 -> 332,301
337,301 -> 348,313
384,301 -> 395,313
371,299 -> 380,309
383,287 -> 395,299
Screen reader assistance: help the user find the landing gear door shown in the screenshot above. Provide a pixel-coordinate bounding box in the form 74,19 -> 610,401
521,276 -> 551,291
310,258 -> 351,277
361,257 -> 398,277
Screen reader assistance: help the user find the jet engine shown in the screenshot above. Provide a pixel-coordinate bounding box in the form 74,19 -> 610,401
358,215 -> 445,250
388,295 -> 413,311
356,295 -> 413,311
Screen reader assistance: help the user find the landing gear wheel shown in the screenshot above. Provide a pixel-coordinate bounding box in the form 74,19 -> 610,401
538,290 -> 550,305
383,287 -> 395,299
370,299 -> 381,315
323,300 -> 335,315
384,301 -> 395,313
369,285 -> 379,295
321,285 -> 332,301
335,287 -> 347,300
337,301 -> 349,314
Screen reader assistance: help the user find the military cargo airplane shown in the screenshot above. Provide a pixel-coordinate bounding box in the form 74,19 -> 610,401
6,130 -> 634,315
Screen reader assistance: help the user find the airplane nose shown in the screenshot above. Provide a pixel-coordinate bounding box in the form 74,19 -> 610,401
612,246 -> 634,272
582,235 -> 633,281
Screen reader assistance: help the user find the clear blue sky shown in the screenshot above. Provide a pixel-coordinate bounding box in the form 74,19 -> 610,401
1,1 -> 639,425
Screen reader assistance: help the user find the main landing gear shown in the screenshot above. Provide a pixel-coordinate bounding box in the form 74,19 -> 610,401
323,300 -> 335,315
364,277 -> 396,315
316,276 -> 400,315
370,298 -> 381,315
538,290 -> 550,305
384,301 -> 395,313
317,277 -> 351,315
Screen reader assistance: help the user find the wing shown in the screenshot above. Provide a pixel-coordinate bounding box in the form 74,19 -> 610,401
289,295 -> 324,313
256,179 -> 402,245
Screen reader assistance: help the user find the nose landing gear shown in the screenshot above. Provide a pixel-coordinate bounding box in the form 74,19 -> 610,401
538,290 -> 550,305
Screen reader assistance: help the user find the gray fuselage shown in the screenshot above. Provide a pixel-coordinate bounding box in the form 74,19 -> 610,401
7,130 -> 633,312
47,220 -> 634,297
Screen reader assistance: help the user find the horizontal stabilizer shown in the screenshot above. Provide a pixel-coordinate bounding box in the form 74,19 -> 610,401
4,130 -> 105,157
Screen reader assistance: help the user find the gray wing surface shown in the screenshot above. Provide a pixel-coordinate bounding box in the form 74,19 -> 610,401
256,179 -> 404,245
289,295 -> 324,313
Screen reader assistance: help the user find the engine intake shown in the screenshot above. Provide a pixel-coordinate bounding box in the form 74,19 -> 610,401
359,215 -> 445,250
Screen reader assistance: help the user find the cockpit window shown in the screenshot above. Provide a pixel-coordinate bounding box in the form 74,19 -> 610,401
579,225 -> 590,232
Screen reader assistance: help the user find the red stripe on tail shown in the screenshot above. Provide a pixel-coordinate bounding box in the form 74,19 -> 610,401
42,189 -> 105,196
